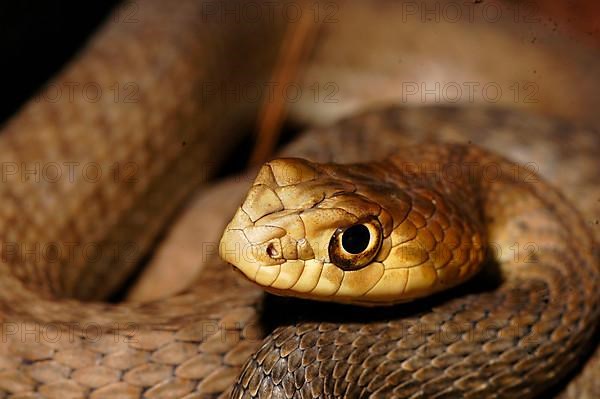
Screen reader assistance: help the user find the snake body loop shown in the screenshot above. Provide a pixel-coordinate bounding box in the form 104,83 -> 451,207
0,0 -> 599,397
0,0 -> 288,397
225,143 -> 600,398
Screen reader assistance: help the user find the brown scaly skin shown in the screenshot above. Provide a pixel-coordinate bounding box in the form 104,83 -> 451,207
116,105 -> 600,398
227,142 -> 600,398
0,0 -> 289,397
0,0 -> 599,398
275,106 -> 600,399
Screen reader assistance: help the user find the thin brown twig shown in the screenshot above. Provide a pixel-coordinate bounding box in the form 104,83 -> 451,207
249,0 -> 321,167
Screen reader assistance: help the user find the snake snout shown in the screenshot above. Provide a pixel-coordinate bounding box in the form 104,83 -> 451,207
219,202 -> 291,280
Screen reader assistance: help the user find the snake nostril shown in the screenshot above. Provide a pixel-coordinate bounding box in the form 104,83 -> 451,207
266,243 -> 279,258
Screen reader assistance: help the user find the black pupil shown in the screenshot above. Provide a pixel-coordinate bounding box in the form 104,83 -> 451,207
341,224 -> 371,254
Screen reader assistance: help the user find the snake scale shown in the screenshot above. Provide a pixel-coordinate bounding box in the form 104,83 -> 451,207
0,0 -> 599,398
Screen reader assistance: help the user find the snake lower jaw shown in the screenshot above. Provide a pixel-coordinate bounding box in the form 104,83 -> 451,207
260,285 -> 415,307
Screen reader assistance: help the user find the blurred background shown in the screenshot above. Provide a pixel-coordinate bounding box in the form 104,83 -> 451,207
0,0 -> 599,130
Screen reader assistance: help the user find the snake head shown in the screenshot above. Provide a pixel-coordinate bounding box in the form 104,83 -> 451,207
220,158 -> 484,305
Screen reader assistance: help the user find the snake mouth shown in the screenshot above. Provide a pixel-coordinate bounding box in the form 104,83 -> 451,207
260,284 -> 411,307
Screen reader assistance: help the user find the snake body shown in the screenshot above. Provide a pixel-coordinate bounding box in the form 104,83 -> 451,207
0,0 -> 288,397
0,0 -> 599,398
224,141 -> 600,398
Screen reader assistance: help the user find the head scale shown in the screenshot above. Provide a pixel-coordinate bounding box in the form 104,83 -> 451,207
219,157 -> 484,306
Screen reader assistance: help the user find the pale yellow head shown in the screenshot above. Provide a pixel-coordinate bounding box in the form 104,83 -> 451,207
219,158 -> 484,305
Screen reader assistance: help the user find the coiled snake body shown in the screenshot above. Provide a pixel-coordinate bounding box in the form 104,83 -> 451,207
0,0 -> 599,398
223,141 -> 599,398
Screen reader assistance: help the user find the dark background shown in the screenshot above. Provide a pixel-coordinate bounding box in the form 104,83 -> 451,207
0,1 -> 119,124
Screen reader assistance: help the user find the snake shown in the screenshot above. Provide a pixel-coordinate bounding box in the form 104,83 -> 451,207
0,0 -> 599,398
222,137 -> 600,398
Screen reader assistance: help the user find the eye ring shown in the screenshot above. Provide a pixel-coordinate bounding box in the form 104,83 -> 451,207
328,218 -> 383,271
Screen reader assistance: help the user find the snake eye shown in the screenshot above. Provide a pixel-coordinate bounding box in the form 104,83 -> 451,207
328,218 -> 383,270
